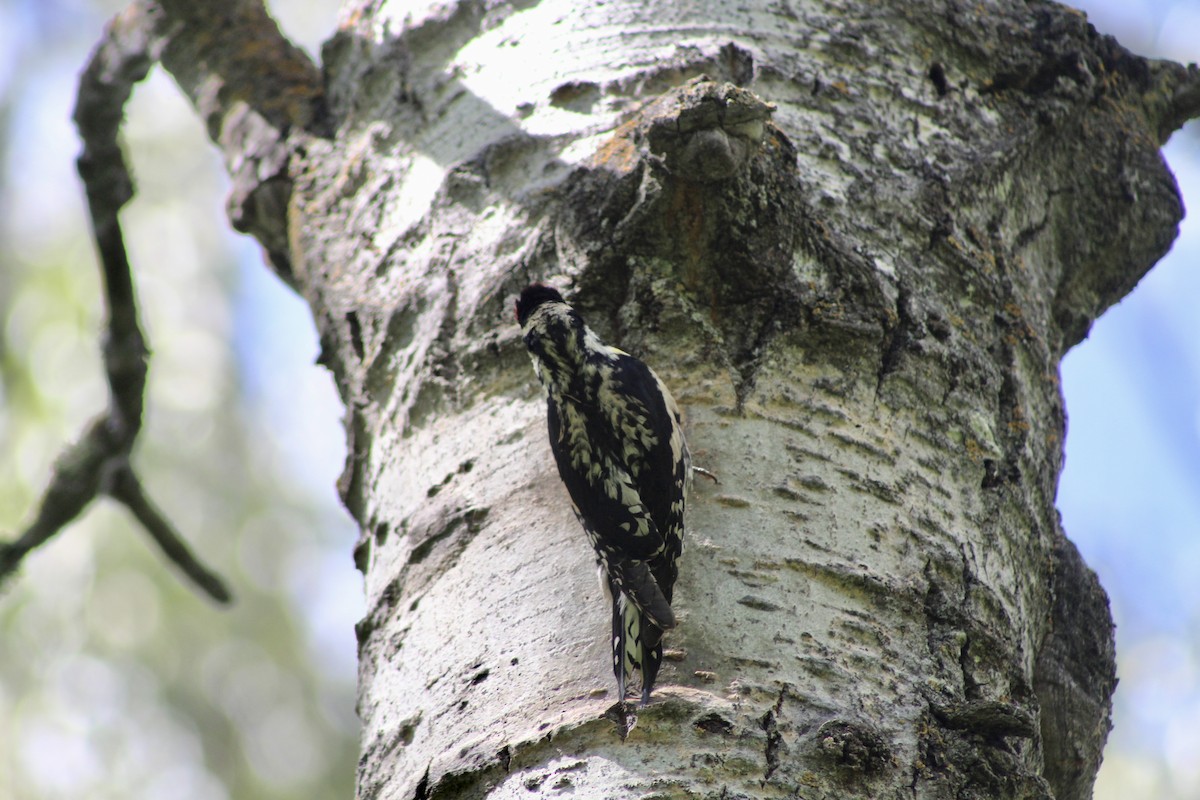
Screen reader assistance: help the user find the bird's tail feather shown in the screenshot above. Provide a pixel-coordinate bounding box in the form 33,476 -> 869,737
609,559 -> 675,630
610,586 -> 665,706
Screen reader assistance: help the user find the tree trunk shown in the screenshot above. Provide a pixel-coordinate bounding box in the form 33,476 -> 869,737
100,0 -> 1200,798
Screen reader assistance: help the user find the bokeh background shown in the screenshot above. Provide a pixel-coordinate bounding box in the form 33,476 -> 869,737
0,1 -> 1195,798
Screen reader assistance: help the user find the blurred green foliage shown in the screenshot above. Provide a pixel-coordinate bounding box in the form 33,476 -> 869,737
0,1 -> 357,798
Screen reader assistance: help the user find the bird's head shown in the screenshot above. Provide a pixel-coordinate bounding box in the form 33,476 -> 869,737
515,283 -> 566,328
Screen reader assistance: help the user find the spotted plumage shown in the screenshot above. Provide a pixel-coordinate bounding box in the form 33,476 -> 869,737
516,283 -> 689,706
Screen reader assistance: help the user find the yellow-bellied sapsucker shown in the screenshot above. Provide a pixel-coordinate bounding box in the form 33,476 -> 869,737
516,284 -> 689,706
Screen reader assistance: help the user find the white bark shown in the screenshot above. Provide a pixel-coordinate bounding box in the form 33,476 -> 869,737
276,0 -> 1194,797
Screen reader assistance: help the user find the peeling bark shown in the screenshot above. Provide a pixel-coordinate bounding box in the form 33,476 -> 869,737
64,0 -> 1200,798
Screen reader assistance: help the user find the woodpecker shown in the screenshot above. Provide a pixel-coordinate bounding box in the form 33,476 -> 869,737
516,283 -> 689,706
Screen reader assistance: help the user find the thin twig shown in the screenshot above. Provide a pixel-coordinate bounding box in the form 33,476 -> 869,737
109,466 -> 232,603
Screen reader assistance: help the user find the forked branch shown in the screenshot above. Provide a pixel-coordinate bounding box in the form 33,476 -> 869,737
0,1 -> 231,602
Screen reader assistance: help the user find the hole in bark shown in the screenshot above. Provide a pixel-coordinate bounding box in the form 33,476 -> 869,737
928,62 -> 949,96
549,81 -> 600,112
695,712 -> 734,735
346,311 -> 364,360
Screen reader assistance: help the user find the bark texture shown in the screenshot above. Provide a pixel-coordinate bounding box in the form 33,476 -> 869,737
133,0 -> 1200,798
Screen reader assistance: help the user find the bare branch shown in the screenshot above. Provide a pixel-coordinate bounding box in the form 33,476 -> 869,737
0,421 -> 108,582
154,0 -> 329,283
1,0 -> 231,604
108,466 -> 232,603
